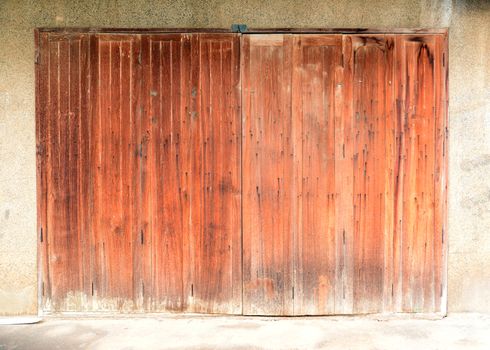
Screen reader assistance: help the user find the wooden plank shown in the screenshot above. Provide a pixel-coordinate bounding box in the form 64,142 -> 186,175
242,34 -> 294,315
68,37 -> 82,299
87,33 -> 99,310
291,35 -> 342,315
179,33 -> 193,311
90,36 -> 140,310
394,35 -> 442,313
334,35 -> 354,314
186,33 -> 204,313
145,35 -> 185,311
78,35 -> 92,306
350,35 -> 395,313
130,34 -> 144,311
382,35 -> 396,312
138,34 -> 152,310
191,34 -> 242,314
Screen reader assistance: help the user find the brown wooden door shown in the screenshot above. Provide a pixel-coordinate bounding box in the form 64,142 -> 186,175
240,33 -> 447,315
37,30 -> 447,315
37,32 -> 242,313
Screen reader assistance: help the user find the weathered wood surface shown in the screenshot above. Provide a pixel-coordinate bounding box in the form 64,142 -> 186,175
140,34 -> 242,313
240,33 -> 447,315
36,31 -> 447,315
241,34 -> 295,315
37,33 -> 242,313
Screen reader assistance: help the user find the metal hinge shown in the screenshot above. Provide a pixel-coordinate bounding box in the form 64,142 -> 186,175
231,24 -> 248,33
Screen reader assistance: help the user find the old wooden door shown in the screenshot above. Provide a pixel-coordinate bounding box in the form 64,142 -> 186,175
241,33 -> 448,315
37,30 -> 447,315
36,32 -> 241,313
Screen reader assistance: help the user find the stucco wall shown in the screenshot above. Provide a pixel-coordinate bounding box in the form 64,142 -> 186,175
0,0 -> 488,315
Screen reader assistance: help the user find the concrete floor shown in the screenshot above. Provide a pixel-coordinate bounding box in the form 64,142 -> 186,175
0,313 -> 489,349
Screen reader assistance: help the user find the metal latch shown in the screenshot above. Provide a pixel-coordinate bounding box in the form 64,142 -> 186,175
231,24 -> 248,33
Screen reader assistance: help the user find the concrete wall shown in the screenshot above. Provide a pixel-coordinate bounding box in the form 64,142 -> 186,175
0,0 -> 488,315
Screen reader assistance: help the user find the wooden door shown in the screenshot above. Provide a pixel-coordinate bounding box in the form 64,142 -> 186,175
240,33 -> 447,315
37,32 -> 241,313
37,30 -> 447,315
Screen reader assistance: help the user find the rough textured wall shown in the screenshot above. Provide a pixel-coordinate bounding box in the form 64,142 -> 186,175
447,0 -> 490,312
0,0 -> 488,315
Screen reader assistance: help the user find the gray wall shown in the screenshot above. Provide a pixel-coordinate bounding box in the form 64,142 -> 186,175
0,0 -> 489,315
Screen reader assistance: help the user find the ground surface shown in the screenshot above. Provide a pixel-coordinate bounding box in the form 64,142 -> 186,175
0,313 -> 489,349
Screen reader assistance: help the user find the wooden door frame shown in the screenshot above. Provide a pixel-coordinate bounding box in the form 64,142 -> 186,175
35,27 -> 448,315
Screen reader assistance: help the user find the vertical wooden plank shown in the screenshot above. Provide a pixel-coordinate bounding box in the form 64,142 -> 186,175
87,33 -> 98,310
120,38 -> 137,304
350,35 -> 394,313
90,35 -> 140,310
228,35 -> 243,314
130,34 -> 144,311
179,33 -> 193,311
78,35 -> 91,306
393,35 -> 406,312
144,35 -> 184,311
139,33 -> 153,310
242,35 -> 294,315
45,37 -> 59,309
91,35 -> 107,303
382,35 -> 396,312
394,34 -> 441,312
291,35 -> 342,315
290,34 -> 303,316
192,34 -> 242,314
146,36 -> 161,310
334,35 -> 354,314
68,37 -> 82,299
187,33 -> 203,312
